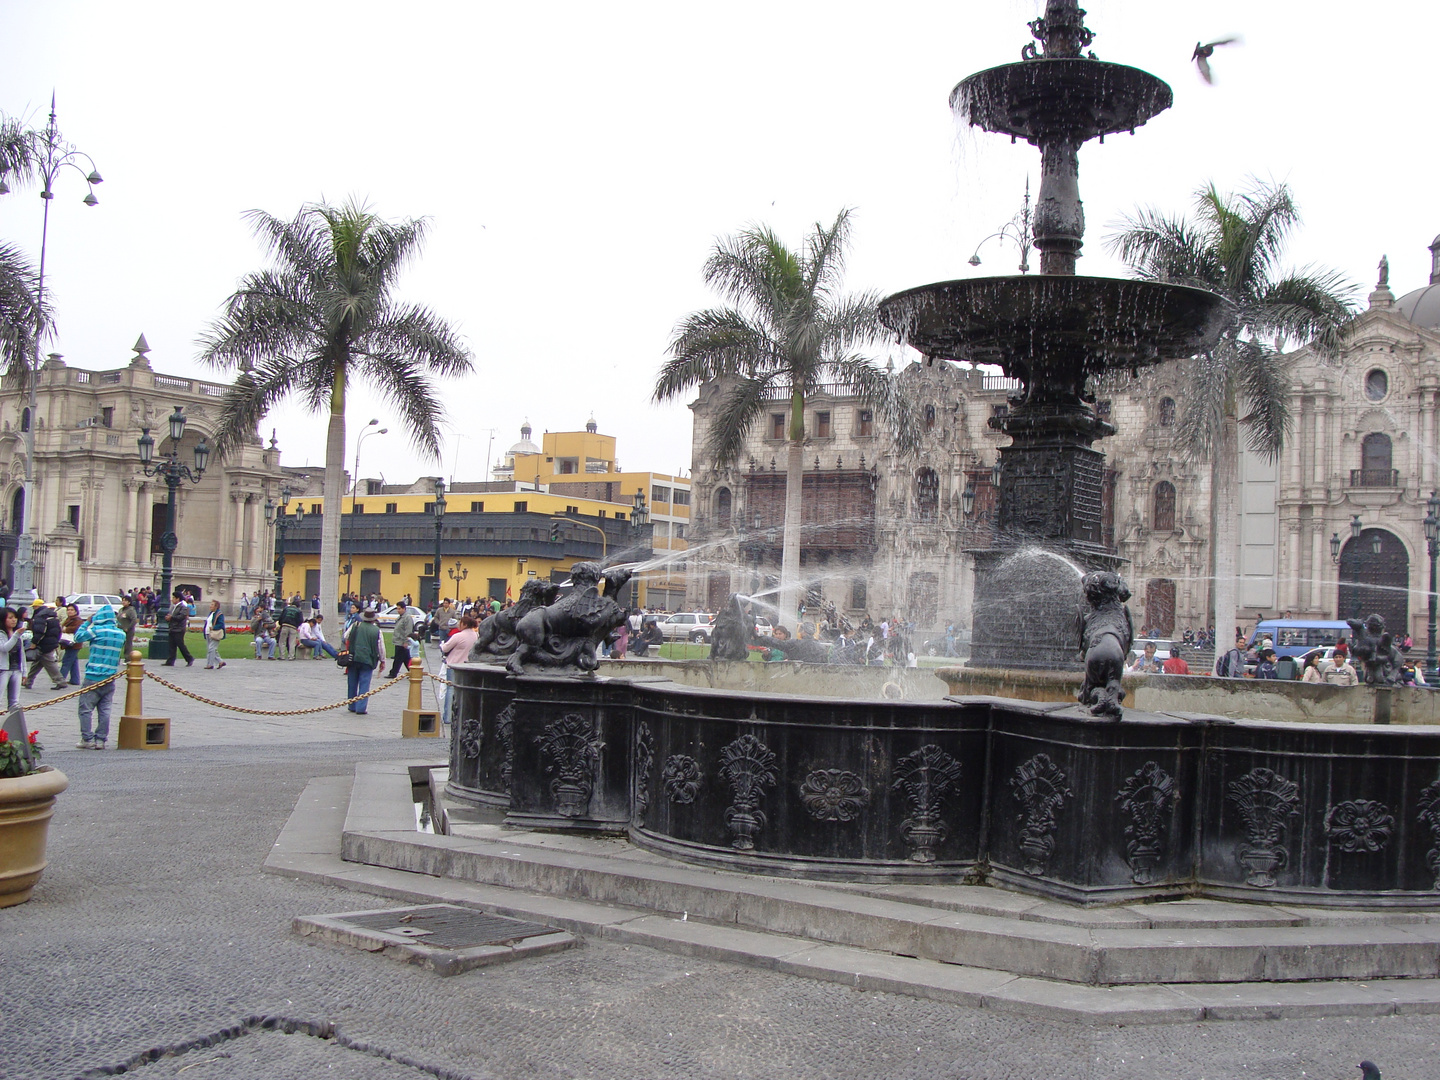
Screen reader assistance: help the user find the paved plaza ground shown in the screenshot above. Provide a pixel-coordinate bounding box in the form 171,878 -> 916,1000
6,654 -> 1440,1079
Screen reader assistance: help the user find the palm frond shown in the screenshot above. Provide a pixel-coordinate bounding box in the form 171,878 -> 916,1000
354,350 -> 449,460
827,354 -> 921,456
1173,350 -> 1229,460
0,117 -> 38,190
1235,340 -> 1291,459
1255,269 -> 1358,353
655,309 -> 773,401
703,376 -> 772,466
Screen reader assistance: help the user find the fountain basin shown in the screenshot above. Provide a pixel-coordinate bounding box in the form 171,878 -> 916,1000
953,59 -> 1171,143
878,275 -> 1225,381
449,663 -> 1440,906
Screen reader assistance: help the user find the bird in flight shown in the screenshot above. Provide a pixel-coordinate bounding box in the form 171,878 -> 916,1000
1192,37 -> 1240,84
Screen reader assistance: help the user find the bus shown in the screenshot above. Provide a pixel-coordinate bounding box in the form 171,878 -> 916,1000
1247,619 -> 1352,658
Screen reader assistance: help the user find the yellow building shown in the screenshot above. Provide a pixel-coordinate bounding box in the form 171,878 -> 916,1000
276,419 -> 688,611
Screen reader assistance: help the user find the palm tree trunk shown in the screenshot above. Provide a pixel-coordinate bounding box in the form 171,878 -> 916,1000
778,390 -> 805,632
319,364 -> 346,624
1210,414 -> 1240,662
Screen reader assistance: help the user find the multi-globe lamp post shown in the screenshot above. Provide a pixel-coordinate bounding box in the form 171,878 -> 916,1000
137,407 -> 209,657
264,488 -> 305,599
0,97 -> 104,594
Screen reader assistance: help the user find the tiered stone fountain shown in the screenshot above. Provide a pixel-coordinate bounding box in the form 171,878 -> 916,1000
879,0 -> 1223,669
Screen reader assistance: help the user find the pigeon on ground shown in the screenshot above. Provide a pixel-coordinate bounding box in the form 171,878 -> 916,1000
1192,37 -> 1240,84
1359,1061 -> 1382,1080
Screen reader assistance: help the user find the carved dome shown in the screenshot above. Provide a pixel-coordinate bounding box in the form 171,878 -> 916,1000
1394,284 -> 1440,330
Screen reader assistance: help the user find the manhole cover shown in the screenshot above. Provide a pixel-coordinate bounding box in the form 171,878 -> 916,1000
295,904 -> 575,976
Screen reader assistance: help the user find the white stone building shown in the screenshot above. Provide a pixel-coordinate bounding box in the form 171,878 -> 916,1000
0,336 -> 289,604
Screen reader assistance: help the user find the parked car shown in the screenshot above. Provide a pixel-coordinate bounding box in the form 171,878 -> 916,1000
66,593 -> 124,620
659,612 -> 715,643
376,604 -> 429,638
753,617 -> 774,638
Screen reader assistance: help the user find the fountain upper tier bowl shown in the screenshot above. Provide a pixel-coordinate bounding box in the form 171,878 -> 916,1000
954,60 -> 1172,143
879,275 -> 1225,382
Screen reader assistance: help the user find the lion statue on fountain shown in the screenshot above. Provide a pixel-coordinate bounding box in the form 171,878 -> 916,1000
469,578 -> 561,662
507,561 -> 634,674
1076,570 -> 1134,721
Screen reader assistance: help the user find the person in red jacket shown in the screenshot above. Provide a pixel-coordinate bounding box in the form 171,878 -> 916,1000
1162,644 -> 1191,675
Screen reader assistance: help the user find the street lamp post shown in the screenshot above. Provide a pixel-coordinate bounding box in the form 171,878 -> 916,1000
1425,491 -> 1440,682
342,421 -> 385,604
138,407 -> 209,658
0,97 -> 104,595
431,478 -> 447,612
264,489 -> 304,600
447,560 -> 468,596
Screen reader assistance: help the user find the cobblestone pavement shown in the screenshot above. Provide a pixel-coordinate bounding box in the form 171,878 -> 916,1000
7,705 -> 1440,1077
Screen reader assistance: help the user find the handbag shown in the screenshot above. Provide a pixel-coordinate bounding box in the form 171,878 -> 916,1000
207,628 -> 225,642
336,650 -> 352,669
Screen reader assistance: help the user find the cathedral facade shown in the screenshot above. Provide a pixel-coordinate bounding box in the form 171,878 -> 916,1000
685,238 -> 1440,643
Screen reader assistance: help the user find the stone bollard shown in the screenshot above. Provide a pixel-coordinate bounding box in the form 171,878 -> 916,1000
116,649 -> 171,750
401,657 -> 439,739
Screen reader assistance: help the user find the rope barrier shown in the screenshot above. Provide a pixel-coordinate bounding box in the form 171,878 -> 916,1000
142,669 -> 407,716
22,670 -> 125,710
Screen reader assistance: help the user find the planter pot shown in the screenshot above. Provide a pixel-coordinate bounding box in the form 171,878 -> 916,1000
0,766 -> 68,907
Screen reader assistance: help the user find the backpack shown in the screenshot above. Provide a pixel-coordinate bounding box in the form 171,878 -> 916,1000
34,609 -> 61,651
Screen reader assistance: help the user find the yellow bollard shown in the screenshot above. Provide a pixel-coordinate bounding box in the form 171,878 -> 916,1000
401,657 -> 439,738
117,649 -> 171,750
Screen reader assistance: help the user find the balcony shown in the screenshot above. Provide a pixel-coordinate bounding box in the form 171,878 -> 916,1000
1350,469 -> 1399,488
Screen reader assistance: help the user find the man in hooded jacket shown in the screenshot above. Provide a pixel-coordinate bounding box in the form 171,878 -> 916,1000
74,604 -> 126,750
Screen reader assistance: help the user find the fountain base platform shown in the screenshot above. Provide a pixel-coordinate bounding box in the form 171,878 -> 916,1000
446,663 -> 1440,908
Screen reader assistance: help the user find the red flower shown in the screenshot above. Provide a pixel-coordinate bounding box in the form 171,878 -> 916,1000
28,731 -> 38,743
0,730 -> 7,743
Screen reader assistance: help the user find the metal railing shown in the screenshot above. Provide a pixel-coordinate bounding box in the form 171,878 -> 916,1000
1349,469 -> 1399,488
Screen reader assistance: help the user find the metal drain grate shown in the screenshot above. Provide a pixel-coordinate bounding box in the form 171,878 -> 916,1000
342,908 -> 557,950
295,903 -> 577,976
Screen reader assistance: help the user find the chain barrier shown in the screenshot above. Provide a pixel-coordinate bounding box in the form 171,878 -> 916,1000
22,670 -> 125,710
143,669 -> 407,716
423,669 -> 462,688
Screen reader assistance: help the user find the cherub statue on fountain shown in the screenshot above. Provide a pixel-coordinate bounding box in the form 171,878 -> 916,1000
709,594 -> 756,662
469,578 -> 560,662
507,561 -> 634,674
1076,571 -> 1134,720
1345,613 -> 1403,687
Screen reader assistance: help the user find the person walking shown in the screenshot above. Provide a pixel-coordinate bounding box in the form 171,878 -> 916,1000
1214,634 -> 1248,678
238,592 -> 252,620
0,607 -> 25,708
386,601 -> 418,678
438,612 -> 480,726
342,607 -> 386,714
202,600 -> 227,669
115,594 -> 138,662
73,604 -> 126,751
58,602 -> 83,685
164,589 -> 195,667
22,598 -> 66,689
276,596 -> 304,660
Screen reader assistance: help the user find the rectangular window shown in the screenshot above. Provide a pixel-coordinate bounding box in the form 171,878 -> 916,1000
815,410 -> 831,438
423,562 -> 434,576
670,489 -> 690,506
598,510 -> 606,518
651,485 -> 671,504
566,505 -> 579,514
390,562 -> 401,575
990,404 -> 1009,420
100,406 -> 113,428
771,413 -> 786,440
471,501 -> 484,512
67,504 -> 80,529
352,503 -> 364,515
385,502 -> 397,514
856,409 -> 874,437
311,504 -> 322,515
423,501 -> 434,514
616,512 -> 626,521
851,579 -> 867,610
674,524 -> 685,540
513,500 -> 527,513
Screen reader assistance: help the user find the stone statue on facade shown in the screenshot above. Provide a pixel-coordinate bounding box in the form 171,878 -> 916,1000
469,578 -> 561,662
1345,613 -> 1403,687
1076,571 -> 1134,720
507,561 -> 634,674
709,594 -> 755,662
1378,254 -> 1390,288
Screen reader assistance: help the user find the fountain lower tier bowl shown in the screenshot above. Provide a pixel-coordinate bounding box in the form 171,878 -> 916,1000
879,275 -> 1225,386
953,59 -> 1172,143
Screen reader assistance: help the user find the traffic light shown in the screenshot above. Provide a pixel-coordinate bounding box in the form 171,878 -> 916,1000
550,520 -> 561,542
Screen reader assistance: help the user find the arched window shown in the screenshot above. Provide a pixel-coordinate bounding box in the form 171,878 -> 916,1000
1152,481 -> 1176,532
924,403 -> 936,430
20,408 -> 29,433
1158,397 -> 1176,427
715,487 -> 732,529
1365,369 -> 1389,402
915,468 -> 939,520
1361,433 -> 1393,485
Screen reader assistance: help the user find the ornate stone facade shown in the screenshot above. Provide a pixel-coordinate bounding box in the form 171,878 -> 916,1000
0,338 -> 287,604
686,240 -> 1440,642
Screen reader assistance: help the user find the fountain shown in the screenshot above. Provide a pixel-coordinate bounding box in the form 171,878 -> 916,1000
433,2 -> 1440,909
879,0 -> 1224,669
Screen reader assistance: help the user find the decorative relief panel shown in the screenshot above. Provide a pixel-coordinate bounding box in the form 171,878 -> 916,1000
893,745 -> 961,863
535,713 -> 604,818
1324,799 -> 1394,853
1226,767 -> 1300,887
799,769 -> 870,822
1010,754 -> 1072,876
1115,761 -> 1176,885
662,755 -> 701,805
719,734 -> 777,851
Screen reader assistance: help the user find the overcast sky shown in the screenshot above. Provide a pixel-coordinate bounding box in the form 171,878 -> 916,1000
2,0 -> 1435,486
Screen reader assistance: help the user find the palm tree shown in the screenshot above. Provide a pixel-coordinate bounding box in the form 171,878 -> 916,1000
654,209 -> 915,629
1107,179 -> 1355,650
0,242 -> 43,383
199,200 -> 473,624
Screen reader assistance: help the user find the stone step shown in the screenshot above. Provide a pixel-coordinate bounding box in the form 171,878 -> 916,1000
338,763 -> 1440,987
264,771 -> 1440,1025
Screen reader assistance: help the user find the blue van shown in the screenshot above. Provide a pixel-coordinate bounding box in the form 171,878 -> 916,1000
1247,619 -> 1352,658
